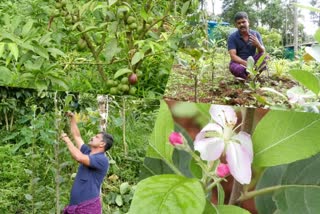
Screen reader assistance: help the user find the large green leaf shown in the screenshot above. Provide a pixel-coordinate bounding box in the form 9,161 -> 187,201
7,43 -> 19,61
21,20 -> 34,36
203,202 -> 250,214
181,1 -> 190,16
105,39 -> 122,63
315,29 -> 320,44
129,174 -> 205,214
255,165 -> 289,214
172,123 -> 193,178
274,186 -> 320,214
256,153 -> 320,214
114,68 -> 132,79
0,43 -> 5,58
0,66 -> 12,84
289,69 -> 320,95
253,110 -> 320,167
146,101 -> 174,162
215,205 -> 251,214
131,51 -> 144,65
139,157 -> 174,180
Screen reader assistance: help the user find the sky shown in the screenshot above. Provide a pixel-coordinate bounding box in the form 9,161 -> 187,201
204,0 -> 318,36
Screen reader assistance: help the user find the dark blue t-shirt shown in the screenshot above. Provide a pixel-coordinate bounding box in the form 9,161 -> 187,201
70,144 -> 109,205
227,29 -> 263,60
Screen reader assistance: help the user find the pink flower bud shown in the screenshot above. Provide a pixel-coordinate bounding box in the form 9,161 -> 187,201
216,163 -> 230,178
169,132 -> 183,146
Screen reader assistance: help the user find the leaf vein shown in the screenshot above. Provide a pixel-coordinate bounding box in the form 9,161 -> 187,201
256,118 -> 320,156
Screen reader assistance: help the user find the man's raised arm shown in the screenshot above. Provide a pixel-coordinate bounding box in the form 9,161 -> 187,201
66,112 -> 84,149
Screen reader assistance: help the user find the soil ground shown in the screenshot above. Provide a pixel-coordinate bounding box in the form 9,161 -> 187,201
164,62 -> 297,108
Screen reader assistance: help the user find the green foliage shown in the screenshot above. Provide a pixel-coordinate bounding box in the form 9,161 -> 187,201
146,100 -> 174,162
255,153 -> 320,214
290,69 -> 320,95
253,110 -> 320,167
0,0 -> 202,98
128,174 -> 206,214
0,88 -> 160,213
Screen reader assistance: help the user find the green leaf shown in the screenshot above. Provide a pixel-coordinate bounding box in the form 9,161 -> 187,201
139,157 -> 174,180
120,182 -> 130,195
253,110 -> 320,167
203,201 -> 218,214
25,194 -> 33,201
50,77 -> 69,90
289,69 -> 320,95
7,43 -> 19,61
115,194 -> 123,206
105,39 -> 121,63
246,56 -> 255,74
171,102 -> 199,118
48,48 -> 66,58
256,153 -> 320,213
214,205 -> 251,214
22,20 -> 34,36
181,1 -> 190,16
129,174 -> 205,214
114,68 -> 132,79
0,43 -> 5,58
195,103 -> 211,127
255,165 -> 288,214
79,0 -> 95,17
172,124 -> 193,178
217,183 -> 225,205
314,29 -> 320,43
75,26 -> 99,36
146,100 -> 174,162
131,51 -> 144,65
293,3 -> 320,13
274,186 -> 320,214
33,44 -> 49,59
260,87 -> 287,99
0,66 -> 12,84
180,48 -> 202,60
35,80 -> 48,91
189,156 -> 202,179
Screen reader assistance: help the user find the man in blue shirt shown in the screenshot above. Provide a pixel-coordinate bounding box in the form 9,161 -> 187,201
61,112 -> 113,214
227,12 -> 266,79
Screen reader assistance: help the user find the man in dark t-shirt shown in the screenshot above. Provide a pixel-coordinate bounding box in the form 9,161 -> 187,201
61,112 -> 113,214
227,11 -> 267,79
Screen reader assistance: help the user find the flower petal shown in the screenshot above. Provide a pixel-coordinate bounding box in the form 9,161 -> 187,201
209,105 -> 237,128
232,131 -> 253,162
194,137 -> 224,161
226,142 -> 252,184
201,123 -> 223,134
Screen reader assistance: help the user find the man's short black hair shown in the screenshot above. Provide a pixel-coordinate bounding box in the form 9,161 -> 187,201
100,131 -> 113,151
234,12 -> 248,22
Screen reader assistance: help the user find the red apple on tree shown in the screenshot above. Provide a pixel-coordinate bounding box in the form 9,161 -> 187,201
128,73 -> 138,85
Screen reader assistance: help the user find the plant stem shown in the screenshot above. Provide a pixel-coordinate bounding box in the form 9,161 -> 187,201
31,108 -> 36,214
237,185 -> 311,202
206,177 -> 224,192
194,75 -> 198,102
122,97 -> 128,156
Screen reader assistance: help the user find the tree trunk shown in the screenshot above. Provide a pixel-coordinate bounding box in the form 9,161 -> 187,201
54,92 -> 60,214
293,0 -> 299,57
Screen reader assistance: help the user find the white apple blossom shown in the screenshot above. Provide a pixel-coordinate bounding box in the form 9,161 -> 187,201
194,105 -> 253,184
